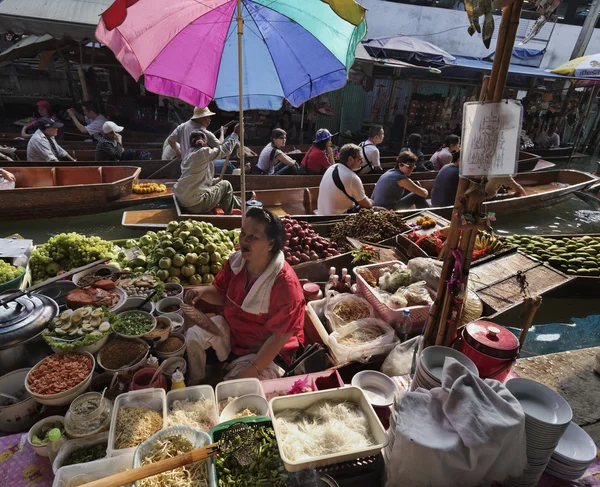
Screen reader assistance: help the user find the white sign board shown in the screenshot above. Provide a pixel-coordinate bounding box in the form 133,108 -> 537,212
461,100 -> 523,176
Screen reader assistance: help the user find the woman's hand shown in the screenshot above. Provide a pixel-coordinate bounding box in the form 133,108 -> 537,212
236,364 -> 259,379
184,287 -> 209,307
1,169 -> 15,181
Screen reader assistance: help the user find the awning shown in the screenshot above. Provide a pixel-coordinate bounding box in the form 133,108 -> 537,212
0,34 -> 72,63
452,57 -> 566,79
0,0 -> 112,42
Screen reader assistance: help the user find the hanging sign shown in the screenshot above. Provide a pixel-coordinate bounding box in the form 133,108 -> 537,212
461,100 -> 523,176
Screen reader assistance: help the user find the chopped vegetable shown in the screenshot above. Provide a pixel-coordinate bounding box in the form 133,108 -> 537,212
63,443 -> 107,466
30,421 -> 64,445
114,312 -> 154,336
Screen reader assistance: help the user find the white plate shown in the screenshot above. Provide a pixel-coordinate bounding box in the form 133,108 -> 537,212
552,422 -> 597,464
420,346 -> 479,380
351,370 -> 397,407
506,379 -> 572,427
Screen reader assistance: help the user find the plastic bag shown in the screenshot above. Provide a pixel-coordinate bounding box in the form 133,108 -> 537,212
381,336 -> 420,377
403,281 -> 433,306
407,258 -> 442,289
328,318 -> 397,363
378,264 -> 411,293
324,292 -> 375,332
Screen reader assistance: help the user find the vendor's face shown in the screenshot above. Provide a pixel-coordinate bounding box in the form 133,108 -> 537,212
240,217 -> 273,262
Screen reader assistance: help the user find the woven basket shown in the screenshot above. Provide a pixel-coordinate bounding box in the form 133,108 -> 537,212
354,261 -> 431,330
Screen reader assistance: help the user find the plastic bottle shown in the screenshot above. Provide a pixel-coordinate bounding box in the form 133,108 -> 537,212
328,267 -> 336,283
325,275 -> 339,293
341,268 -> 348,279
46,428 -> 66,464
170,368 -> 186,390
146,355 -> 159,369
342,274 -> 352,293
399,309 -> 412,342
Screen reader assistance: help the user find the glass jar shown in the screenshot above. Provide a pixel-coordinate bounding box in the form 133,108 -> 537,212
64,392 -> 112,439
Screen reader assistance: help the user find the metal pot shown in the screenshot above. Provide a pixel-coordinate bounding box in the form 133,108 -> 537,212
457,320 -> 519,382
0,292 -> 58,373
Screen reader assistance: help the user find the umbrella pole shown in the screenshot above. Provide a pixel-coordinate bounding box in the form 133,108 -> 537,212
237,0 -> 246,220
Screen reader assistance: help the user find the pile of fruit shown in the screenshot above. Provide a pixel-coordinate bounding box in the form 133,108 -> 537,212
415,215 -> 437,229
0,260 -> 24,284
117,220 -> 239,285
474,231 -> 503,254
505,234 -> 600,276
280,216 -> 340,265
30,233 -> 115,283
132,182 -> 167,194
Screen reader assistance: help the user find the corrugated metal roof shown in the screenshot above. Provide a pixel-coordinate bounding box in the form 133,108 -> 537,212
0,0 -> 112,41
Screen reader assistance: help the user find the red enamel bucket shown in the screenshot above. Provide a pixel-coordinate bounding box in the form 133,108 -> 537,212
457,320 -> 519,382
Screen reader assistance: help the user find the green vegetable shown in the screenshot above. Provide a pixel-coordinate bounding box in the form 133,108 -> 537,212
114,312 -> 154,336
63,443 -> 107,466
215,425 -> 287,487
30,421 -> 64,445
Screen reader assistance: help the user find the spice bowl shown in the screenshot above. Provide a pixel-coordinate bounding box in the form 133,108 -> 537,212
144,316 -> 171,344
155,297 -> 184,316
97,337 -> 150,375
27,415 -> 66,457
161,357 -> 187,378
119,296 -> 156,314
163,282 -> 184,300
154,332 -> 186,359
114,310 -> 157,338
162,312 -> 184,332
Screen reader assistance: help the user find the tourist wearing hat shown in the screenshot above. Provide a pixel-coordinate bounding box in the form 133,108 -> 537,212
299,128 -> 336,175
67,101 -> 107,141
20,101 -> 60,139
27,118 -> 76,162
167,106 -> 227,159
95,121 -> 125,162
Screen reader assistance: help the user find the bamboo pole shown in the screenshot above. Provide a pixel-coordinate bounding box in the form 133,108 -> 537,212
237,0 -> 246,217
519,296 -> 543,349
493,0 -> 524,102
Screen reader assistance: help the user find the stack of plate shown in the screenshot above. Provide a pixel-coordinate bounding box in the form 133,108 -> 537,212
505,378 -> 573,487
546,421 -> 596,480
410,346 -> 479,391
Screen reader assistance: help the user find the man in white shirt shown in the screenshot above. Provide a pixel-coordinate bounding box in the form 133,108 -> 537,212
317,144 -> 374,215
67,101 -> 107,141
357,125 -> 384,173
27,118 -> 77,162
168,107 -> 225,158
547,124 -> 560,148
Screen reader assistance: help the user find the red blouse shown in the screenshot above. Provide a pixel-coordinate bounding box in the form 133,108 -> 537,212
213,259 -> 305,365
301,147 -> 331,174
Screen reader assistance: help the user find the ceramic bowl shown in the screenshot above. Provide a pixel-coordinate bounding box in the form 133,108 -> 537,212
27,415 -> 65,457
220,394 -> 268,423
0,368 -> 43,433
154,332 -> 186,359
162,312 -> 184,331
506,378 -> 572,427
163,283 -> 184,300
351,370 -> 397,407
155,297 -> 184,316
118,296 -> 155,314
96,338 -> 150,375
114,311 -> 157,339
420,345 -> 479,380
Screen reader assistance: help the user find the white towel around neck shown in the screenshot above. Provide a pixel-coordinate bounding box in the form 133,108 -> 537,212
227,250 -> 285,315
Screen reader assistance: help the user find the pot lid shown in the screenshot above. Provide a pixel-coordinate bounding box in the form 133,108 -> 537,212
464,320 -> 519,359
0,293 -> 58,350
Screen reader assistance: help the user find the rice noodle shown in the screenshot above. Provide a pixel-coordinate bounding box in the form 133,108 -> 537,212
333,300 -> 371,323
167,399 -> 215,432
338,327 -> 382,346
274,400 -> 375,462
137,435 -> 208,487
115,406 -> 163,449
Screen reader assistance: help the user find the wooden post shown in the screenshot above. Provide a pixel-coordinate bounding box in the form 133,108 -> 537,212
237,0 -> 246,215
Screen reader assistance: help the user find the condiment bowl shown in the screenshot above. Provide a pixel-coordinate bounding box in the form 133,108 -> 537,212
163,282 -> 184,300
25,352 -> 95,406
162,312 -> 184,331
161,357 -> 187,378
154,332 -> 186,359
118,296 -> 155,314
0,368 -> 43,433
220,394 -> 269,423
155,297 -> 184,316
114,310 -> 157,339
144,316 -> 171,344
27,415 -> 65,457
351,370 -> 397,407
97,337 -> 150,375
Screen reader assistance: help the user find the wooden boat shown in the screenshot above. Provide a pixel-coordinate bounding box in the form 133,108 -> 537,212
530,146 -> 574,160
14,148 -> 164,161
0,138 -> 163,151
121,170 -> 598,230
0,166 -> 174,220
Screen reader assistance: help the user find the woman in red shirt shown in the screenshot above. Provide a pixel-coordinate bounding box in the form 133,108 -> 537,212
185,207 -> 305,378
300,128 -> 335,174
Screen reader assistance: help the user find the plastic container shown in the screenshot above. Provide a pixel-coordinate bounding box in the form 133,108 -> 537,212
220,394 -> 269,422
64,392 -> 112,439
52,432 -> 109,473
146,355 -> 159,369
215,378 -> 264,415
47,427 -> 67,464
107,388 -> 167,458
269,387 -> 387,472
132,426 -> 215,487
166,385 -> 218,432
261,375 -> 317,401
130,367 -> 168,391
52,451 -> 134,487
354,261 -> 431,329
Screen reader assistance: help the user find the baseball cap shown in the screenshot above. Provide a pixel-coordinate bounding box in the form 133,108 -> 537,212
313,128 -> 332,143
36,100 -> 52,111
103,121 -> 124,134
38,117 -> 64,129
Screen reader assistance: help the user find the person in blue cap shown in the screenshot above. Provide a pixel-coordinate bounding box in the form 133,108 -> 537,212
299,128 -> 335,175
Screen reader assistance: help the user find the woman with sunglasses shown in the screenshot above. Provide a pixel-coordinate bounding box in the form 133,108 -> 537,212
184,207 -> 305,379
251,128 -> 298,175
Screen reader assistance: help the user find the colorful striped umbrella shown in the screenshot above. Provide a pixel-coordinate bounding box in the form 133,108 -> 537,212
551,54 -> 600,78
96,0 -> 367,110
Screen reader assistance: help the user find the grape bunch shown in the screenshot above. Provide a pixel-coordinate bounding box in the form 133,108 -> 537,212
0,260 -> 24,284
30,233 -> 116,283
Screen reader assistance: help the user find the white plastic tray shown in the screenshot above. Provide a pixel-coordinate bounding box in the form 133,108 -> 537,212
52,451 -> 133,487
106,388 -> 167,458
166,384 -> 218,432
215,378 -> 264,417
269,386 -> 386,472
52,431 -> 109,473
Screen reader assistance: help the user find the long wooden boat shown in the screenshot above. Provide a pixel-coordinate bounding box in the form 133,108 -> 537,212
530,146 -> 574,160
0,166 -> 174,220
0,138 -> 163,151
14,148 -> 164,161
121,170 -> 598,230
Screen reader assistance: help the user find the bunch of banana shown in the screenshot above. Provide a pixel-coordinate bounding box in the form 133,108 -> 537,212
132,182 -> 167,194
475,231 -> 503,254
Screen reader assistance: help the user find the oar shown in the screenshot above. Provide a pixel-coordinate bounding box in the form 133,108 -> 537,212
146,157 -> 180,180
573,190 -> 600,208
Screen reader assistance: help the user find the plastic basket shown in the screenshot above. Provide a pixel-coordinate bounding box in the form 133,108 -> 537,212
166,384 -> 218,432
354,260 -> 431,330
132,425 -> 215,487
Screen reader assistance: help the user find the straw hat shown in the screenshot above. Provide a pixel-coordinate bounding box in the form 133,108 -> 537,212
191,107 -> 216,120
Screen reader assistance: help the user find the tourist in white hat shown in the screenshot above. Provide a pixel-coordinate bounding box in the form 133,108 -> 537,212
95,121 -> 125,162
167,106 -> 228,159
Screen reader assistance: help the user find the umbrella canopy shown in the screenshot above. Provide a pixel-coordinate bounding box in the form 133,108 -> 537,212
96,0 -> 367,110
551,54 -> 600,78
363,35 -> 456,66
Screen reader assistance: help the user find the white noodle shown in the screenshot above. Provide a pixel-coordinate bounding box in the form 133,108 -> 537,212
274,400 -> 375,462
167,399 -> 215,432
